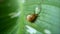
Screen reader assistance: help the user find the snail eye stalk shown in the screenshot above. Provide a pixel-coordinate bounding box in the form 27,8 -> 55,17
26,6 -> 41,23
26,0 -> 43,23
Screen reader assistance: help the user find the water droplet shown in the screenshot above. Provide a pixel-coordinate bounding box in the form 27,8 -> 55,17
26,25 -> 37,34
35,6 -> 40,14
9,10 -> 20,18
44,29 -> 51,34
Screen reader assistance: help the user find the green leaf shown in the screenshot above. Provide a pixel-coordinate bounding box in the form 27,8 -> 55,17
24,0 -> 60,34
0,0 -> 60,34
0,0 -> 21,34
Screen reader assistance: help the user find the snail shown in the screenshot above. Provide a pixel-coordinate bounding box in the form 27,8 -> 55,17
27,14 -> 38,22
26,6 -> 41,23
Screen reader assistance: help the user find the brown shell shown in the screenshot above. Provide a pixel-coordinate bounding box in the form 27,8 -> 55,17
28,14 -> 38,22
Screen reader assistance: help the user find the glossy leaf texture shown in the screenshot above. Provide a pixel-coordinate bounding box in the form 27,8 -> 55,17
0,0 -> 21,34
24,0 -> 60,34
0,0 -> 60,34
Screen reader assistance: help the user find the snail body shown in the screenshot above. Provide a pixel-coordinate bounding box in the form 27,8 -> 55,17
27,14 -> 38,22
26,6 -> 41,22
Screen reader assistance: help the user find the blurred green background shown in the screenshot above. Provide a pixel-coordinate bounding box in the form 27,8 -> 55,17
0,0 -> 60,34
